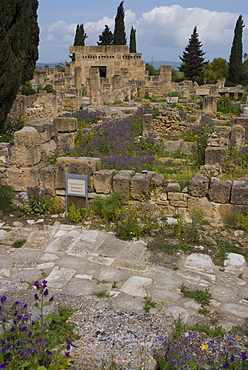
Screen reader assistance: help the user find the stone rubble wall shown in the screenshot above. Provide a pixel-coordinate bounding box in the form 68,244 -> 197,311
0,116 -> 247,223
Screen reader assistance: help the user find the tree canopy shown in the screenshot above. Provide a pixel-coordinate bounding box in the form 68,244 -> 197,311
203,58 -> 229,84
228,15 -> 244,85
74,24 -> 87,46
129,27 -> 137,53
0,0 -> 39,127
98,25 -> 114,45
179,26 -> 206,83
113,1 -> 126,45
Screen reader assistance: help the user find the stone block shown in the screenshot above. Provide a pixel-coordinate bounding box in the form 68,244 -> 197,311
187,196 -> 218,222
188,174 -> 209,197
39,165 -> 55,194
11,127 -> 41,166
217,203 -> 248,223
205,146 -> 228,165
224,253 -> 247,273
93,169 -> 115,194
151,173 -> 164,187
57,132 -> 77,149
0,143 -> 10,166
131,172 -> 153,201
231,181 -> 248,205
230,125 -> 245,148
209,177 -> 232,204
142,114 -> 153,135
25,118 -> 57,143
180,141 -> 195,155
168,192 -> 188,207
53,117 -> 78,133
155,192 -> 168,205
55,156 -> 100,191
166,182 -> 181,193
113,170 -> 134,202
6,166 -> 39,191
163,139 -> 182,153
214,125 -> 231,138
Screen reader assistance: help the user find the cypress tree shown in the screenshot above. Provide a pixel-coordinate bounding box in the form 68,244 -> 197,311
228,15 -> 244,85
129,27 -> 136,53
98,25 -> 114,45
179,26 -> 206,82
74,24 -> 87,46
0,0 -> 39,128
113,1 -> 126,45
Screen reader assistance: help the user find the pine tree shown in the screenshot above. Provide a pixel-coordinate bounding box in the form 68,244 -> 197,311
98,25 -> 114,45
129,27 -> 136,53
0,0 -> 39,128
179,26 -> 206,82
228,15 -> 244,85
113,1 -> 126,45
74,24 -> 87,46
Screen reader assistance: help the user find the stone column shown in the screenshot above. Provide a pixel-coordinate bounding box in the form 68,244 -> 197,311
142,114 -> 153,136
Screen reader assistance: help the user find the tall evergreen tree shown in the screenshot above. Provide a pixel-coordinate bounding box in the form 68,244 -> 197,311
98,25 -> 114,45
129,27 -> 136,53
0,0 -> 39,127
228,15 -> 244,85
74,24 -> 87,46
179,26 -> 206,82
113,1 -> 126,45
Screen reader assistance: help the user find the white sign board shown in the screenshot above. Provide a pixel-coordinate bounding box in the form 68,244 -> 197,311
66,174 -> 88,211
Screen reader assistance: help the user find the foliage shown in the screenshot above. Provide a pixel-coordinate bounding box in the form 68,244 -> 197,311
239,211 -> 248,232
18,186 -> 62,215
203,58 -> 229,84
20,82 -> 36,96
143,296 -> 156,312
11,239 -> 27,248
217,96 -> 241,116
172,68 -> 185,82
180,284 -> 211,307
0,0 -> 39,127
228,15 -> 244,85
73,24 -> 87,46
91,192 -> 123,223
98,25 -> 114,45
179,26 -> 206,83
129,26 -> 137,53
68,204 -> 88,223
113,1 -> 126,45
146,63 -> 159,76
0,117 -> 25,143
42,84 -> 56,95
0,184 -> 14,212
63,109 -> 105,125
192,115 -> 215,166
0,280 -> 74,369
214,240 -> 240,266
92,290 -> 109,298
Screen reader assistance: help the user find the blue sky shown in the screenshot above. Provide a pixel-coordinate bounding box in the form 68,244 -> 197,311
38,0 -> 248,64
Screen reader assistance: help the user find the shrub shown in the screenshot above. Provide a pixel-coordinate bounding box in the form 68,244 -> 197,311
42,84 -> 56,94
20,82 -> 36,95
68,204 -> 88,223
90,192 -> 123,222
0,118 -> 25,144
11,239 -> 26,248
239,211 -> 248,232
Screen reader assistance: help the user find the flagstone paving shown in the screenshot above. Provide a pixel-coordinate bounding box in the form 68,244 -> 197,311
0,219 -> 248,368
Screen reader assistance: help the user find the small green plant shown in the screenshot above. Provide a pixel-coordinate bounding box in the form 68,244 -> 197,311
68,204 -> 88,223
91,192 -> 123,223
224,212 -> 240,229
11,239 -> 26,248
0,118 -> 25,144
20,82 -> 36,95
214,240 -> 240,266
0,184 -> 14,212
115,206 -> 142,240
143,296 -> 157,312
42,84 -> 56,94
111,281 -> 118,288
180,284 -> 211,307
92,290 -> 110,298
239,211 -> 248,232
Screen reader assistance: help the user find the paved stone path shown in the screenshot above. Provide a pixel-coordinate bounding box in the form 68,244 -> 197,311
0,219 -> 247,331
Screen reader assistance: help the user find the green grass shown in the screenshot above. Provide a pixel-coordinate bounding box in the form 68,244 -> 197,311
11,239 -> 27,248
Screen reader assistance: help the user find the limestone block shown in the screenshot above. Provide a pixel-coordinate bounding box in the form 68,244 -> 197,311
163,139 -> 182,153
214,126 -> 231,138
57,132 -> 77,149
11,127 -> 41,166
188,174 -> 209,197
166,182 -> 181,193
42,139 -> 57,156
231,181 -> 248,205
180,141 -> 195,155
224,253 -> 247,273
187,196 -> 218,221
168,192 -> 188,207
158,205 -> 176,217
93,170 -> 115,194
55,156 -> 100,191
142,114 -> 153,135
230,125 -> 245,148
205,146 -> 228,165
151,173 -> 164,187
209,177 -> 232,204
184,253 -> 215,272
217,203 -> 248,223
25,118 -> 57,143
0,143 -> 10,166
131,172 -> 153,201
53,117 -> 78,133
6,166 -> 39,191
113,170 -> 134,202
39,165 -> 55,195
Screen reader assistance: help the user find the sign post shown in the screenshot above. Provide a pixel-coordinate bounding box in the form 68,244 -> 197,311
66,174 -> 88,212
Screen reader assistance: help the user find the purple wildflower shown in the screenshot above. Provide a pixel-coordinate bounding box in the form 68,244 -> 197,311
34,294 -> 39,300
44,289 -> 49,297
0,363 -> 7,369
241,352 -> 247,360
0,297 -> 6,304
46,349 -> 52,356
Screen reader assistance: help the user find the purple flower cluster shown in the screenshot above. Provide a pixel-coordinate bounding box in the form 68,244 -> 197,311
62,109 -> 105,123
